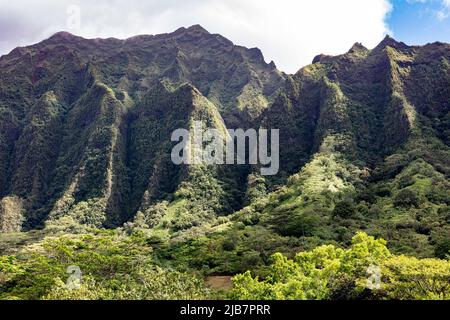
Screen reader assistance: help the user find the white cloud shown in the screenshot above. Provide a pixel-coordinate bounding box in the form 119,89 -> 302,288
406,0 -> 450,21
436,10 -> 448,20
438,0 -> 450,19
0,0 -> 392,73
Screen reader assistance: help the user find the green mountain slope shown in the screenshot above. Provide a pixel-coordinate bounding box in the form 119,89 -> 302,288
0,26 -> 284,230
239,36 -> 450,258
0,28 -> 448,261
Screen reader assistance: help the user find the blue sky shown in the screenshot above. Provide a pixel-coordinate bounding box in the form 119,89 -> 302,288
388,0 -> 450,44
0,0 -> 449,73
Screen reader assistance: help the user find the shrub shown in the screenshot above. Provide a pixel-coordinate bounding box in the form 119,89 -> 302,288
397,175 -> 415,189
394,189 -> 421,208
332,199 -> 357,219
434,240 -> 450,259
230,233 -> 450,300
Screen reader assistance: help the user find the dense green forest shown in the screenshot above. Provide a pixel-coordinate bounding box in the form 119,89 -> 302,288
0,26 -> 449,300
0,229 -> 448,300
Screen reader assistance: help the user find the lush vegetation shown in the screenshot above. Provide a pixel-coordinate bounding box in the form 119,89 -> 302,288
0,230 -> 208,300
0,28 -> 449,300
231,233 -> 450,300
0,230 -> 448,300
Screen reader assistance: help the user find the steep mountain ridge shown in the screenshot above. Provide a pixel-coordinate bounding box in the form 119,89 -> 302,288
243,36 -> 450,256
0,27 -> 449,259
0,26 -> 284,230
27,25 -> 285,122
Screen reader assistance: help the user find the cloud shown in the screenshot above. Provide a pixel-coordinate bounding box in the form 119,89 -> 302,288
406,0 -> 450,21
437,0 -> 450,19
0,0 -> 392,73
436,10 -> 448,20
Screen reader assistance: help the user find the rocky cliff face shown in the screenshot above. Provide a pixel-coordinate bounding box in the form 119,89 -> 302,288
0,25 -> 284,229
253,36 -> 450,255
0,26 -> 449,252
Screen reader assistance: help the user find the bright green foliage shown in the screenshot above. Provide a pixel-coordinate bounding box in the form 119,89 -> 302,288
0,230 -> 207,300
382,255 -> 450,300
0,29 -> 449,301
230,233 -> 450,300
42,267 -> 207,300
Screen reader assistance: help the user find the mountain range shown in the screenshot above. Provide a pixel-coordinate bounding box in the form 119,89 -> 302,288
0,25 -> 449,260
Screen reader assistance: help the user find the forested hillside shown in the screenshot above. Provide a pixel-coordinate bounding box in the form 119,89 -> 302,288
0,26 -> 449,300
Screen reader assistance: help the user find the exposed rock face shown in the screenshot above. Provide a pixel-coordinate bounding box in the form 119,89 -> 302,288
0,26 -> 284,229
262,37 -> 450,175
255,38 -> 450,255
0,196 -> 25,233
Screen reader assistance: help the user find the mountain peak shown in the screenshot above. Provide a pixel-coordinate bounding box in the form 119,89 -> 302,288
348,42 -> 368,54
171,24 -> 210,36
170,24 -> 211,39
374,35 -> 409,51
312,53 -> 333,64
43,31 -> 87,46
49,31 -> 77,40
186,24 -> 209,33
